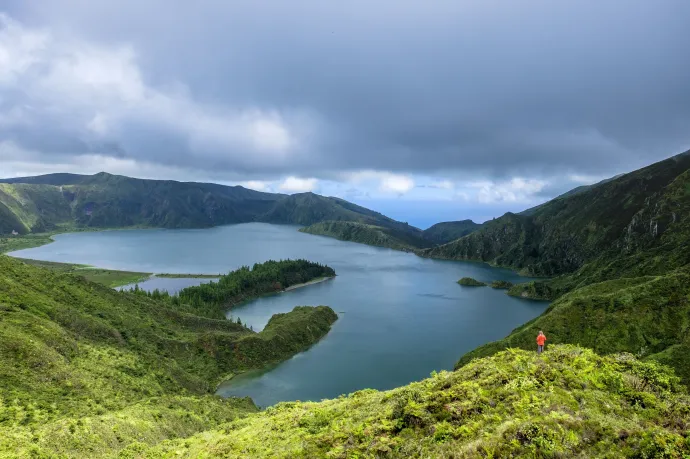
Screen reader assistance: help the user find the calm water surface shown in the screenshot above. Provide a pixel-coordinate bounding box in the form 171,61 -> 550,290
11,223 -> 547,407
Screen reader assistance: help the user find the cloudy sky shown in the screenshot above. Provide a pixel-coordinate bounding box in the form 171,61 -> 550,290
1,1 -> 689,227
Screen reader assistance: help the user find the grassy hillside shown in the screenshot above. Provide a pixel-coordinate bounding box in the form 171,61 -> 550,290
444,151 -> 690,390
422,220 -> 481,245
299,220 -> 433,251
3,253 -> 690,457
0,173 -> 421,240
0,255 -> 337,457
0,183 -> 72,233
421,150 -> 690,278
458,268 -> 690,384
136,346 -> 690,458
257,192 -> 419,231
519,174 -> 623,216
0,173 -> 282,233
14,258 -> 152,287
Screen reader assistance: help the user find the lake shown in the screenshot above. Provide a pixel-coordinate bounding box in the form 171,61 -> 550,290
10,223 -> 547,407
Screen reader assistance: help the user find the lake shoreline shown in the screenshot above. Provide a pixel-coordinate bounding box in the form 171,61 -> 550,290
8,223 -> 547,408
2,224 -> 543,279
284,275 -> 334,292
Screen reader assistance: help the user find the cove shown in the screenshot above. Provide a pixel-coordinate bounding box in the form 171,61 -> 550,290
10,223 -> 548,407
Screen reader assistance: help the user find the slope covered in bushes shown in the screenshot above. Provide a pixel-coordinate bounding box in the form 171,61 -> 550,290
141,346 -> 690,458
457,268 -> 690,386
421,150 -> 690,278
0,256 -> 337,457
299,220 -> 432,251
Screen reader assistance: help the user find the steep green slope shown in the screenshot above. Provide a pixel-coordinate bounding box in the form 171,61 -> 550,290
422,219 -> 481,245
299,220 -> 433,251
449,152 -> 690,387
0,256 -> 337,456
0,173 -> 419,237
519,174 -> 623,216
0,172 -> 283,233
66,172 -> 282,229
422,150 -> 690,277
140,346 -> 690,458
458,268 -> 690,384
0,183 -> 72,233
258,192 -> 419,231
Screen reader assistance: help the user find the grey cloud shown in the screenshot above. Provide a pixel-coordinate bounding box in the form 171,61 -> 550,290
2,0 -> 690,183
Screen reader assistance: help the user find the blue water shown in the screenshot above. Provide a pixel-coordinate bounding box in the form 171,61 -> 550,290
11,223 -> 547,407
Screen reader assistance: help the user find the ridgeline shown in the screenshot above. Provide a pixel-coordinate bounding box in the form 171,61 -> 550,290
0,173 -> 418,237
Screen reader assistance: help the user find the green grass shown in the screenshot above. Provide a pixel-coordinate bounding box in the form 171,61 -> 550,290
139,346 -> 690,458
0,234 -> 54,253
458,268 -> 690,385
0,255 -> 338,457
15,258 -> 152,287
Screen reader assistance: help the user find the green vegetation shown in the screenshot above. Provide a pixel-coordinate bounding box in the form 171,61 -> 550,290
300,220 -> 432,251
15,258 -> 152,287
458,268 -> 690,384
129,259 -> 335,319
490,280 -> 513,289
0,255 -> 337,457
135,346 -> 690,458
0,183 -> 73,234
0,173 -> 421,237
258,192 -> 410,228
457,277 -> 486,286
507,280 -> 557,300
0,233 -> 54,253
5,152 -> 690,457
421,150 -> 690,278
422,219 -> 480,245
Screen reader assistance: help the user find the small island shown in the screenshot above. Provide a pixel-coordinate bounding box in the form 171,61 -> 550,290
457,277 -> 486,287
490,280 -> 514,289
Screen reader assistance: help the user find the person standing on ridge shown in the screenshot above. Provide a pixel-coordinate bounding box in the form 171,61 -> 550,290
536,331 -> 547,354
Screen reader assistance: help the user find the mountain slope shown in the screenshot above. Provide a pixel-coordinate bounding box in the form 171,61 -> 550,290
299,220 -> 433,250
0,183 -> 73,233
0,173 -> 418,236
519,174 -> 624,216
422,150 -> 690,277
422,219 -> 481,245
141,346 -> 690,458
0,255 -> 337,456
444,151 -> 690,386
458,267 -> 690,384
258,192 -> 419,230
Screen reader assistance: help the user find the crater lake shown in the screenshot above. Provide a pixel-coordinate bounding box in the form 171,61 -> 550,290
10,223 -> 547,407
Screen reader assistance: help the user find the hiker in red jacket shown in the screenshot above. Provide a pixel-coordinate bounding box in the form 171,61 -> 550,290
536,331 -> 547,354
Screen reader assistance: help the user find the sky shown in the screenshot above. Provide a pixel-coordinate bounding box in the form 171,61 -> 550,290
1,1 -> 689,228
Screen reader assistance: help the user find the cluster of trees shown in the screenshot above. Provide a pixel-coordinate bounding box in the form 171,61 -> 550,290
127,259 -> 335,318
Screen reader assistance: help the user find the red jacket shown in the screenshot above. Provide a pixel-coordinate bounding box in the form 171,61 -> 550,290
536,334 -> 546,346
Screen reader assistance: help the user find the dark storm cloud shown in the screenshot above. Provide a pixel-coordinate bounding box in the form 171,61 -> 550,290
2,0 -> 690,181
